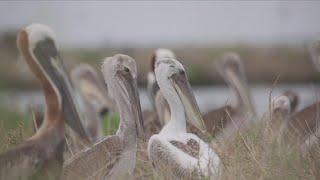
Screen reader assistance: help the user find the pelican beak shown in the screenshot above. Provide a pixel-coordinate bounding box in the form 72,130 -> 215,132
32,38 -> 89,141
225,68 -> 255,116
170,71 -> 207,133
117,70 -> 145,140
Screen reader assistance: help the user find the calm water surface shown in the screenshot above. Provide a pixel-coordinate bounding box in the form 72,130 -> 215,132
1,84 -> 320,117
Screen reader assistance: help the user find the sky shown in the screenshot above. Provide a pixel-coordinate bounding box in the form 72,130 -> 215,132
1,1 -> 320,47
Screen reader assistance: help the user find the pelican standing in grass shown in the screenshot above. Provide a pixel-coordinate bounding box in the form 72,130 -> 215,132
148,58 -> 221,179
70,63 -> 115,142
263,95 -> 291,138
198,53 -> 256,141
143,48 -> 175,137
0,23 -> 88,180
63,54 -> 144,179
281,41 -> 320,146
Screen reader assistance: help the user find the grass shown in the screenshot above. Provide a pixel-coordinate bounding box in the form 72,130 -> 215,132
0,106 -> 319,179
102,113 -> 120,136
0,107 -> 33,152
219,122 -> 317,180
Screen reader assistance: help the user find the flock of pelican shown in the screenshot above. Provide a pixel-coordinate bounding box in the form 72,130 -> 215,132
0,23 -> 319,179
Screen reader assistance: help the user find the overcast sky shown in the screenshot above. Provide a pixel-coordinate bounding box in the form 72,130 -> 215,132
1,1 -> 320,47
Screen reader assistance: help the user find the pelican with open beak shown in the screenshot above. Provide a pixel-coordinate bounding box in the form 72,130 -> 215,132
0,23 -> 88,179
148,58 -> 221,179
63,54 -> 144,179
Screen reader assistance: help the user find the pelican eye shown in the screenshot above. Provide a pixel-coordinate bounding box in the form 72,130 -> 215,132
179,69 -> 185,75
124,67 -> 130,73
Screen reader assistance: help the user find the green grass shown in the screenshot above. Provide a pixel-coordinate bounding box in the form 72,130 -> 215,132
102,113 -> 120,136
0,107 -> 32,152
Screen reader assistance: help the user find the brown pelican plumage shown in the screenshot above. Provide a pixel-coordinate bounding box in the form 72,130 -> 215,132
0,23 -> 88,180
280,41 -> 320,146
70,63 -> 115,142
63,54 -> 144,179
143,49 -> 175,137
197,52 -> 256,141
148,57 -> 221,179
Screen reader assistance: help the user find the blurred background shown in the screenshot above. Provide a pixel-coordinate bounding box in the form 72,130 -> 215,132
1,1 -> 320,132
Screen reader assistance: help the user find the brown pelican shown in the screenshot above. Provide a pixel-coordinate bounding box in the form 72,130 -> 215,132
197,52 -> 256,141
0,23 -> 88,179
263,95 -> 291,136
148,58 -> 221,179
70,63 -> 115,142
63,54 -> 144,179
283,90 -> 299,113
143,49 -> 175,137
280,41 -> 320,146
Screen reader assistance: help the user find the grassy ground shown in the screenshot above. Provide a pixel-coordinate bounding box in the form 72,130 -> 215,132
219,122 -> 318,180
0,107 -> 33,151
1,107 -> 319,179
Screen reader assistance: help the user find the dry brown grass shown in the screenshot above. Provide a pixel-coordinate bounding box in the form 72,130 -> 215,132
0,106 -> 319,179
218,122 -> 317,180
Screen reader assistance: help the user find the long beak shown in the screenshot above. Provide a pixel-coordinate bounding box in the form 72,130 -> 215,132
117,71 -> 145,139
170,71 -> 206,133
54,60 -> 90,141
32,39 -> 89,141
225,69 -> 256,116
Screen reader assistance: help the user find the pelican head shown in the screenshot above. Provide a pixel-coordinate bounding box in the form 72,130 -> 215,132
150,48 -> 176,73
282,90 -> 299,113
215,52 -> 255,115
272,95 -> 291,118
309,40 -> 320,71
71,64 -> 111,117
149,49 -> 176,85
155,58 -> 206,133
17,23 -> 88,140
215,52 -> 246,83
102,54 -> 144,138
148,49 -> 176,109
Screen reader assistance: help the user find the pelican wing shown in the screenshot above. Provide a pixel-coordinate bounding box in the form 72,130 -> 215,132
148,135 -> 199,179
63,135 -> 122,180
189,105 -> 233,137
0,137 -> 64,180
282,102 -> 320,145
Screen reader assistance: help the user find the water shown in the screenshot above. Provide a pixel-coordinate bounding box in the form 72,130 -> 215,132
1,84 -> 320,117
